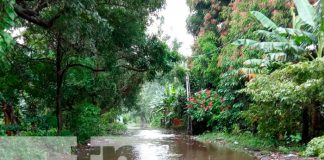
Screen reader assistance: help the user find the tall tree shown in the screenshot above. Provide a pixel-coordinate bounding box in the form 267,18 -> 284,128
1,0 -> 179,134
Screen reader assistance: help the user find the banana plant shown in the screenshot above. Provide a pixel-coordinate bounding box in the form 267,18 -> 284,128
232,0 -> 322,79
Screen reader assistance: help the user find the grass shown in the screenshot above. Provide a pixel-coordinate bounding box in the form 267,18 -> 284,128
196,131 -> 306,155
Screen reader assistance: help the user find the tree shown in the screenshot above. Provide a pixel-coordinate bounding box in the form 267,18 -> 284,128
186,0 -> 293,134
0,0 -> 179,135
234,0 -> 324,141
242,58 -> 324,140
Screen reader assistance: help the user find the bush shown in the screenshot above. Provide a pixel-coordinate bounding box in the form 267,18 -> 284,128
71,103 -> 103,143
150,111 -> 164,128
20,128 -> 58,136
304,136 -> 324,158
101,109 -> 119,124
186,89 -> 222,123
243,59 -> 324,139
122,114 -> 130,125
105,123 -> 127,135
186,89 -> 246,132
20,129 -> 73,136
231,124 -> 241,135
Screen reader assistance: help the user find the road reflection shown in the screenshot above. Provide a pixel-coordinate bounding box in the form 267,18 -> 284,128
78,129 -> 254,160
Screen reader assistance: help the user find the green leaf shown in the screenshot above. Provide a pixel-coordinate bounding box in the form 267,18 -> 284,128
3,16 -> 15,26
243,59 -> 264,66
293,0 -> 317,28
240,67 -> 261,74
5,5 -> 15,20
233,39 -> 304,53
294,16 -> 305,29
268,52 -> 287,62
232,39 -> 258,46
243,59 -> 270,68
0,31 -> 13,45
275,27 -> 317,42
255,30 -> 287,41
250,11 -> 278,30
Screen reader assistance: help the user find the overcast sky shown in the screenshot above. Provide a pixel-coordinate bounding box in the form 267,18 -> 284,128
148,0 -> 194,56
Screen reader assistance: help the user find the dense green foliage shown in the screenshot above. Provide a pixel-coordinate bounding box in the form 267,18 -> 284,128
136,61 -> 187,129
70,103 -> 102,142
243,59 -> 324,139
181,0 -> 324,149
1,1 -> 323,157
304,135 -> 324,158
0,0 -> 15,52
233,0 -> 322,76
0,0 -> 182,141
197,131 -> 278,151
197,131 -> 308,155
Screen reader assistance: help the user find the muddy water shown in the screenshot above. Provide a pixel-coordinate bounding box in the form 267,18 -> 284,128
79,129 -> 254,160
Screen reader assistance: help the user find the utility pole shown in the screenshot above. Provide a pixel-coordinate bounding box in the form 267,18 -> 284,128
186,68 -> 193,135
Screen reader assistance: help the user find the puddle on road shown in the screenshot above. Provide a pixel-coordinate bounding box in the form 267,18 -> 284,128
78,129 -> 254,160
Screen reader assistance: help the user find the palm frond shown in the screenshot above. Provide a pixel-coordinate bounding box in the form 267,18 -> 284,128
250,11 -> 278,30
275,27 -> 317,42
233,39 -> 305,53
267,52 -> 287,62
291,7 -> 306,30
243,59 -> 270,67
239,67 -> 262,75
232,39 -> 258,46
243,59 -> 264,66
255,30 -> 287,41
293,0 -> 318,29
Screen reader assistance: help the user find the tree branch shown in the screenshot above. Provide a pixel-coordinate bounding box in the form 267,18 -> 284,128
118,64 -> 147,72
14,4 -> 62,28
28,58 -> 55,65
62,63 -> 107,75
97,1 -> 128,8
33,0 -> 48,13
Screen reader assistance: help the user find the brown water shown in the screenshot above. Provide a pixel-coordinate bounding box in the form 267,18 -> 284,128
78,129 -> 254,160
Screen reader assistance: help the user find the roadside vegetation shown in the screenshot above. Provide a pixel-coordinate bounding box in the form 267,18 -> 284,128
1,0 -> 323,158
0,0 -> 180,143
147,0 -> 323,158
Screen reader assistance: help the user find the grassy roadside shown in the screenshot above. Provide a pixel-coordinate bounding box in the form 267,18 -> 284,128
195,132 -> 307,158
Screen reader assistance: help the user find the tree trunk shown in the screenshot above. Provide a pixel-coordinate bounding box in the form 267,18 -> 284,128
2,100 -> 12,136
302,104 -> 324,142
310,103 -> 323,138
302,106 -> 310,142
56,36 -> 63,135
140,112 -> 146,128
56,76 -> 63,135
1,100 -> 18,136
29,104 -> 37,132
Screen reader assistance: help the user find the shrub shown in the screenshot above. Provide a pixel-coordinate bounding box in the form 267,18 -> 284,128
105,123 -> 127,135
186,89 -> 222,123
20,128 -> 59,136
187,89 -> 247,132
304,136 -> 324,158
231,124 -> 241,135
71,103 -> 103,143
150,111 -> 164,128
243,59 -> 324,139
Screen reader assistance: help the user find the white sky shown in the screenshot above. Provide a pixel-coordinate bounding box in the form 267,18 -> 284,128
148,0 -> 194,56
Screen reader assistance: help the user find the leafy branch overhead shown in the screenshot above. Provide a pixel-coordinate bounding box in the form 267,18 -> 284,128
0,0 -> 179,136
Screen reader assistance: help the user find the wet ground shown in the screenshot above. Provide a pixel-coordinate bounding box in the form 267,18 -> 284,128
78,128 -> 254,160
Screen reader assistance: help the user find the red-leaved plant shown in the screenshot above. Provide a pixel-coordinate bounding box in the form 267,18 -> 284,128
186,89 -> 227,122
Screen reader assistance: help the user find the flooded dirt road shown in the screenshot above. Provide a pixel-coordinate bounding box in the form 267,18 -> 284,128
78,129 -> 254,160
